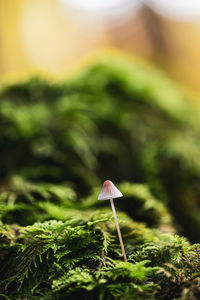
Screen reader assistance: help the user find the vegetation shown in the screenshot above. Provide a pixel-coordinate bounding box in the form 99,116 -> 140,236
1,54 -> 200,299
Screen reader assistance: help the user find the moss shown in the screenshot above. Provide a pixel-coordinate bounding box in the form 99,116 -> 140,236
0,209 -> 200,300
1,54 -> 200,298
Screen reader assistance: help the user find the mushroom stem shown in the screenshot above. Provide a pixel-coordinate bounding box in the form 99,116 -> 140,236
110,198 -> 127,262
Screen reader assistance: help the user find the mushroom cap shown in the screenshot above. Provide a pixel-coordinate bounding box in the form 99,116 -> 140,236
98,180 -> 123,200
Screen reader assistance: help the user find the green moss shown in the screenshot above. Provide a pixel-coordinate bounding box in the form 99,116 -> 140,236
0,211 -> 199,299
1,54 -> 200,298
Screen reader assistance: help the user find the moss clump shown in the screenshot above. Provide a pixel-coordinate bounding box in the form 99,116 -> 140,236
1,55 -> 200,239
0,212 -> 198,300
1,209 -> 200,300
1,54 -> 200,299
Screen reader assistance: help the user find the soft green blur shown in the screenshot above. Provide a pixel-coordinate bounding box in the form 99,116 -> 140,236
1,54 -> 200,242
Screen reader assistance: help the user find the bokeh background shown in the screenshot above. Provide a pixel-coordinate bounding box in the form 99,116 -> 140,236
2,0 -> 200,242
1,0 -> 200,92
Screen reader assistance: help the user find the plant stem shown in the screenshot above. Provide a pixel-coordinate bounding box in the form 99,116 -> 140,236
110,198 -> 127,262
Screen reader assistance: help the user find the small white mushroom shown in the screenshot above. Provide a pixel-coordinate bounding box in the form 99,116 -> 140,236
98,180 -> 127,262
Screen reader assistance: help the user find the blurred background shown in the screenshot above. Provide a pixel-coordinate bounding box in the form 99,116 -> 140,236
1,0 -> 200,91
2,0 -> 200,244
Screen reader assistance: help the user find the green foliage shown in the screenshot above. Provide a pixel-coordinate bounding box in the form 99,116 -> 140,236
1,55 -> 200,240
0,175 -> 76,225
0,216 -> 159,299
1,54 -> 200,299
1,213 -> 200,299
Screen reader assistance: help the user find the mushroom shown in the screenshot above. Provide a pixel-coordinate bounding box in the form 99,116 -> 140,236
98,180 -> 127,262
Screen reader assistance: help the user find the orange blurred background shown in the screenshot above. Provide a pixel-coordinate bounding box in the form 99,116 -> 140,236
0,0 -> 200,91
